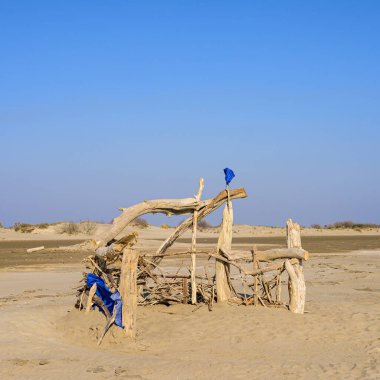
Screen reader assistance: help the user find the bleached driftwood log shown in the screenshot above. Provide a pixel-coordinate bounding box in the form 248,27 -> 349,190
285,219 -> 306,314
191,178 -> 204,304
156,188 -> 247,257
216,198 -> 233,302
120,247 -> 139,338
26,246 -> 45,253
96,188 -> 247,248
287,219 -> 302,249
96,198 -> 207,247
220,247 -> 309,262
285,259 -> 306,313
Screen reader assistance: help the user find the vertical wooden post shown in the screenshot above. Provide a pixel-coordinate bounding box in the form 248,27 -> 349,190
191,178 -> 204,304
182,278 -> 188,304
120,247 -> 139,338
216,195 -> 233,302
285,219 -> 306,314
286,218 -> 302,249
252,245 -> 258,306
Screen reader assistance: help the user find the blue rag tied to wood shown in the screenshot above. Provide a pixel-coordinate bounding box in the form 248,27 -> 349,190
224,168 -> 235,186
86,273 -> 123,328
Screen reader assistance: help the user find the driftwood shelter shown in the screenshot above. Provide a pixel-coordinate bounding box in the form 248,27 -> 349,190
74,179 -> 309,344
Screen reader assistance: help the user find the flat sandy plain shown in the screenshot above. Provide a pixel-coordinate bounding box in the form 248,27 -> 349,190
0,224 -> 379,379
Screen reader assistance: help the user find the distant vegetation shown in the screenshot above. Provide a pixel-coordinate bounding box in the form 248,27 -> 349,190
12,220 -> 97,235
311,221 -> 380,230
59,221 -> 97,235
13,222 -> 50,233
160,224 -> 171,229
79,220 -> 97,234
58,222 -> 80,235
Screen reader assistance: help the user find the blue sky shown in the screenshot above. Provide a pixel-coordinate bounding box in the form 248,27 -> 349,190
0,1 -> 379,227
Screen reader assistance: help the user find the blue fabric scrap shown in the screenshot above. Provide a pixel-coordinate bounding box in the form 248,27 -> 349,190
86,273 -> 123,328
224,168 -> 235,186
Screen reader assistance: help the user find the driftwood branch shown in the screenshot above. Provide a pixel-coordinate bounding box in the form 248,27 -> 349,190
220,247 -> 309,262
96,197 -> 208,246
247,258 -> 298,283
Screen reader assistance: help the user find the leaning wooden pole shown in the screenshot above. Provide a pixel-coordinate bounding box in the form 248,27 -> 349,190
191,178 -> 204,304
216,192 -> 233,302
120,247 -> 139,338
285,219 -> 306,314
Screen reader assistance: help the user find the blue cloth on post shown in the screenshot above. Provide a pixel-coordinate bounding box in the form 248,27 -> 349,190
86,273 -> 123,328
224,168 -> 235,186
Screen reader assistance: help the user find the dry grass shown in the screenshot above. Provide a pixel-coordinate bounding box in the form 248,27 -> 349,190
58,222 -> 80,235
311,221 -> 380,230
13,223 -> 50,233
79,220 -> 96,235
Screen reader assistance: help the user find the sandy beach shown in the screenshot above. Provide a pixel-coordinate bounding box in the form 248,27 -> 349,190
2,1 -> 379,378
0,225 -> 379,379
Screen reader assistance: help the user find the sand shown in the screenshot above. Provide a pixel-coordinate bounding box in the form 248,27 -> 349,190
0,225 -> 379,379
